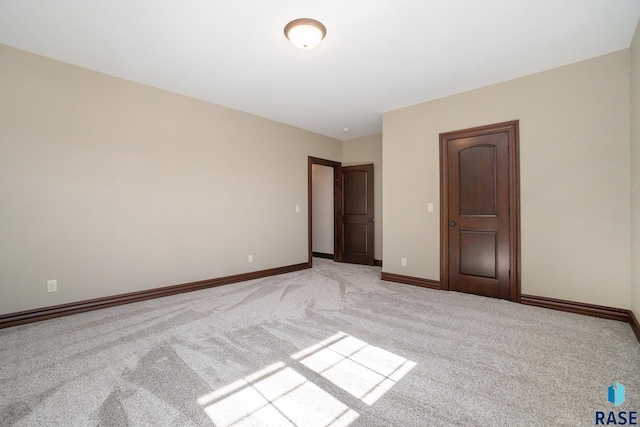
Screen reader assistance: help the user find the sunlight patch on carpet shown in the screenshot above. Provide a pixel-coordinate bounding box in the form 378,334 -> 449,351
291,331 -> 416,405
198,362 -> 357,427
198,331 -> 415,426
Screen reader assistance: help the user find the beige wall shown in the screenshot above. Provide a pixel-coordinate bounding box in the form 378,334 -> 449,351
343,133 -> 383,262
631,20 -> 640,320
0,44 -> 342,315
2,38 -> 635,316
383,50 -> 631,309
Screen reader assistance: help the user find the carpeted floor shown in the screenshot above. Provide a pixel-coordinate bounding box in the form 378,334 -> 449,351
1,258 -> 639,426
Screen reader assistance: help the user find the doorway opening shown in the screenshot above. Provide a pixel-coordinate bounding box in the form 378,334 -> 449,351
308,157 -> 375,267
308,157 -> 340,267
311,163 -> 337,261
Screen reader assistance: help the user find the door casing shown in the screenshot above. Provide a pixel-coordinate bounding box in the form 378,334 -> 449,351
439,121 -> 521,302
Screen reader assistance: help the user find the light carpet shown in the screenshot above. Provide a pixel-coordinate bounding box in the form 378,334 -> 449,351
1,258 -> 639,426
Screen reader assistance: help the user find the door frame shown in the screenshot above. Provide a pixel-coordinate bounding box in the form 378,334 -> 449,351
308,157 -> 342,268
439,120 -> 521,302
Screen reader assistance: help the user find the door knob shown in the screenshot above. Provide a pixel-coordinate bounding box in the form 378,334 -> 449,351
449,220 -> 457,227
368,218 -> 374,222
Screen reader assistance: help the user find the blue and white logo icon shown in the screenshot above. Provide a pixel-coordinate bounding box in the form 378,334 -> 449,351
608,382 -> 625,407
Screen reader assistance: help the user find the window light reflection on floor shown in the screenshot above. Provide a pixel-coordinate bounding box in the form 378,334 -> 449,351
198,331 -> 415,426
198,361 -> 358,427
291,331 -> 416,405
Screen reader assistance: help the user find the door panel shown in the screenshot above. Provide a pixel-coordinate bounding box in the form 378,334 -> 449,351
441,121 -> 519,301
344,171 -> 367,215
459,146 -> 497,216
459,231 -> 497,278
339,165 -> 374,265
344,224 -> 368,253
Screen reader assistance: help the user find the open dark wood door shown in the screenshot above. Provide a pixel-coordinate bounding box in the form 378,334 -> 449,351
440,121 -> 520,301
338,164 -> 374,265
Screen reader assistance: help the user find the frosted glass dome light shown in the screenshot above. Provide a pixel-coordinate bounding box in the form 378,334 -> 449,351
284,18 -> 326,49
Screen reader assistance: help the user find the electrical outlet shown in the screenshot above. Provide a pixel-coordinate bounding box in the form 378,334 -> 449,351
401,258 -> 407,267
47,280 -> 57,292
295,205 -> 300,213
248,255 -> 253,263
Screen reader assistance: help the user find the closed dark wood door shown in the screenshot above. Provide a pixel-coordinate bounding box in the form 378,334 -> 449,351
441,121 -> 520,301
339,164 -> 374,265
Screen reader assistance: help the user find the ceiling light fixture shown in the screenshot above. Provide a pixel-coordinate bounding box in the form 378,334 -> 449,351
284,18 -> 326,49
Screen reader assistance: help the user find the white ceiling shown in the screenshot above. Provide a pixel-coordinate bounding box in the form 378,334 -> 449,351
1,1 -> 639,140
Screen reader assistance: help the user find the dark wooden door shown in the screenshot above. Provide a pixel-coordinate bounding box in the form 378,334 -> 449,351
339,164 -> 374,265
440,121 -> 520,301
